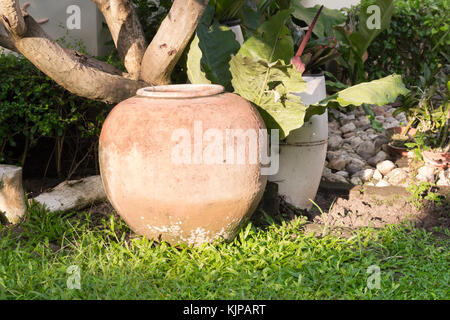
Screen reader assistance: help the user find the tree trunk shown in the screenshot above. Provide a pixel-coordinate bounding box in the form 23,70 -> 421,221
140,0 -> 209,85
0,0 -> 208,103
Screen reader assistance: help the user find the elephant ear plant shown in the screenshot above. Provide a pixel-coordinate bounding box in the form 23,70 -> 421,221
187,4 -> 409,139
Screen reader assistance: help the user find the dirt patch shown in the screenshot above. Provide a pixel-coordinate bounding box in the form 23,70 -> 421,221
295,184 -> 450,236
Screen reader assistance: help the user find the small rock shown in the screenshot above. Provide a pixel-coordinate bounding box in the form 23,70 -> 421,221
355,108 -> 366,117
328,157 -> 347,171
373,106 -> 385,116
357,117 -> 370,127
436,169 -> 450,186
322,168 -> 348,184
368,151 -> 389,167
346,158 -> 366,175
376,180 -> 390,187
341,114 -> 356,125
328,129 -> 342,137
381,144 -> 391,153
375,115 -> 385,122
383,120 -> 400,130
328,135 -> 343,150
373,135 -> 390,149
343,132 -> 356,139
373,169 -> 383,180
347,136 -> 363,148
384,116 -> 397,123
376,160 -> 396,176
335,171 -> 349,178
353,168 -> 375,182
340,122 -> 356,134
386,168 -> 408,185
326,151 -> 341,161
328,121 -> 340,131
416,166 -> 435,182
356,141 -> 377,160
395,113 -> 407,122
350,176 -> 363,185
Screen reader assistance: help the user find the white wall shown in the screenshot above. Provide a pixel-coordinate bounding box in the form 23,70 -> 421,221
5,1 -> 113,56
301,0 -> 361,9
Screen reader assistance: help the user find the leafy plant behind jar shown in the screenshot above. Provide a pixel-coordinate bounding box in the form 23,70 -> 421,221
289,0 -> 395,85
187,3 -> 409,139
395,64 -> 449,153
0,53 -> 108,174
365,0 -> 450,86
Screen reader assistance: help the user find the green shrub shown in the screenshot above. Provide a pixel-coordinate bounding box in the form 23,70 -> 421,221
365,0 -> 449,85
132,0 -> 173,41
0,53 -> 109,175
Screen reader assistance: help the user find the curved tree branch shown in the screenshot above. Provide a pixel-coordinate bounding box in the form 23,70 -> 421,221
1,0 -> 209,103
0,21 -> 16,51
1,14 -> 146,103
0,0 -> 25,36
93,0 -> 147,79
140,0 -> 209,85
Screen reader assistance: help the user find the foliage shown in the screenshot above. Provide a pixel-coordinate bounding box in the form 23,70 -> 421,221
209,0 -> 247,21
186,6 -> 240,91
0,53 -> 108,175
290,2 -> 346,39
132,0 -> 173,41
334,0 -> 395,84
295,38 -> 341,75
0,204 -> 448,299
188,5 -> 409,139
230,10 -> 309,138
365,0 -> 450,86
231,56 -> 307,138
394,64 -> 449,152
132,0 -> 189,83
406,182 -> 443,209
306,75 -> 410,121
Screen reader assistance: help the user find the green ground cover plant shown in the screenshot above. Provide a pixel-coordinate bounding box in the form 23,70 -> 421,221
0,204 -> 448,300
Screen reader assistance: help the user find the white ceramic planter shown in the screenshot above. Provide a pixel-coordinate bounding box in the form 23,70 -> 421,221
268,75 -> 328,210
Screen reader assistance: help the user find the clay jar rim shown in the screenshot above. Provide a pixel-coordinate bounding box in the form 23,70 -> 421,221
136,84 -> 225,99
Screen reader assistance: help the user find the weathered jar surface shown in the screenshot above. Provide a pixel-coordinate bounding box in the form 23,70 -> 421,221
99,84 -> 267,246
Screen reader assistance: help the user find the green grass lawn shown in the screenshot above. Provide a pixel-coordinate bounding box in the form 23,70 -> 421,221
0,203 -> 448,300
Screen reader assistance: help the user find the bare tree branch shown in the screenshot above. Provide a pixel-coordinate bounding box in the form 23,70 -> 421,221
140,0 -> 209,85
3,13 -> 146,103
0,0 -> 26,36
1,0 -> 209,103
0,20 -> 16,51
93,0 -> 147,79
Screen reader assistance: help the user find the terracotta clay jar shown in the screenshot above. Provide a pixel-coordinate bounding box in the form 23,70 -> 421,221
99,84 -> 267,246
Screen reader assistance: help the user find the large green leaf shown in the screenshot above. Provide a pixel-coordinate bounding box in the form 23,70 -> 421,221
197,23 -> 240,91
230,54 -> 307,139
350,0 -> 394,57
238,9 -> 294,64
290,3 -> 347,38
186,6 -> 240,91
186,35 -> 211,85
305,74 -> 410,120
210,0 -> 247,21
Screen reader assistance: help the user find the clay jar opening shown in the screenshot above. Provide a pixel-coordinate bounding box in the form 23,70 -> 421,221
136,84 -> 225,99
